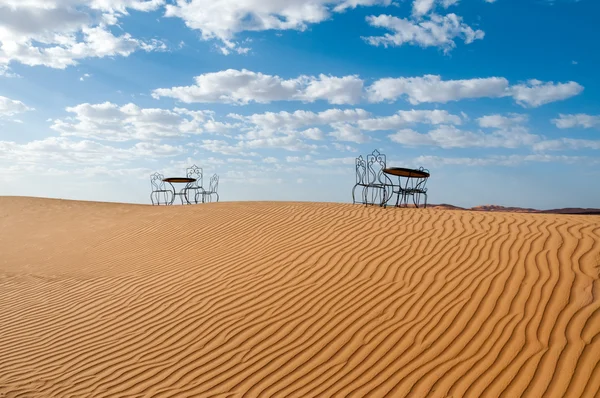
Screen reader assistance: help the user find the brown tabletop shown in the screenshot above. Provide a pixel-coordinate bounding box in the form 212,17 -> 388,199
383,167 -> 430,179
163,177 -> 196,184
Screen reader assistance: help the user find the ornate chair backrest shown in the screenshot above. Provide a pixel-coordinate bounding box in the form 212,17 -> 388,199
355,155 -> 367,185
366,150 -> 386,185
186,165 -> 203,187
150,172 -> 165,191
414,167 -> 430,190
208,174 -> 219,193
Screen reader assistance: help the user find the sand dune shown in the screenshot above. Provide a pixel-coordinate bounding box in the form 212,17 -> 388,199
0,196 -> 599,397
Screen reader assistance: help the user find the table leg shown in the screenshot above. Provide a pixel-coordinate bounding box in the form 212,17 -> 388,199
183,183 -> 193,205
168,182 -> 176,205
403,176 -> 412,207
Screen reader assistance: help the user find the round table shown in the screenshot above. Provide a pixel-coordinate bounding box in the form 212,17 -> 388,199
382,167 -> 430,208
162,177 -> 196,205
383,167 -> 430,179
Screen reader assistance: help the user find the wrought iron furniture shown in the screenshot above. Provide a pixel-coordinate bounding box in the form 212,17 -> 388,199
163,177 -> 196,205
382,167 -> 430,208
150,172 -> 174,205
352,150 -> 393,206
198,174 -> 219,203
183,165 -> 205,203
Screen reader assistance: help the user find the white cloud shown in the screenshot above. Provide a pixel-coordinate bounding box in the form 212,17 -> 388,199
332,143 -> 358,152
50,102 -> 232,141
0,136 -> 183,166
164,0 -> 391,54
412,0 -> 459,16
244,135 -> 319,151
227,158 -> 254,164
200,135 -> 317,154
153,71 -> 583,108
364,13 -> 484,53
477,113 -> 528,129
229,108 -> 370,133
228,108 -> 463,143
302,75 -> 364,105
367,75 -> 509,104
314,156 -> 356,165
0,1 -> 166,71
329,123 -> 369,143
152,69 -> 363,105
300,127 -> 326,140
510,79 -> 584,107
552,114 -> 600,129
413,0 -> 436,16
367,75 -> 583,107
358,109 -> 462,130
533,138 -> 600,152
263,156 -> 278,163
198,139 -> 253,155
0,95 -> 32,118
286,155 -> 311,163
389,124 -> 539,148
414,154 -> 587,167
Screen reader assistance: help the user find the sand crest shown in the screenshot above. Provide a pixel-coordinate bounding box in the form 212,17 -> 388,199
0,197 -> 599,397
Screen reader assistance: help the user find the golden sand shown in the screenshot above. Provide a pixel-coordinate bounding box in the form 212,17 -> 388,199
0,197 -> 599,397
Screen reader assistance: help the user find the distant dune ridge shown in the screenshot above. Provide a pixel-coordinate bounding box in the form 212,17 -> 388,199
430,203 -> 600,215
1,196 -> 599,397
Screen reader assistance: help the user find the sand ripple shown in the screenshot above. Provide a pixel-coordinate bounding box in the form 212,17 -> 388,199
0,197 -> 599,397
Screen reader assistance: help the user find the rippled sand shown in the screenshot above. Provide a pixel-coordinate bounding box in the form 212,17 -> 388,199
1,197 -> 599,397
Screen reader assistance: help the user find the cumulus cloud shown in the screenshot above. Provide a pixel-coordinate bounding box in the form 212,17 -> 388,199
152,69 -> 364,105
50,102 -> 235,141
0,0 -> 166,71
552,114 -> 600,129
199,135 -> 317,154
363,13 -> 484,53
164,0 -> 391,54
314,156 -> 356,165
412,0 -> 461,16
154,70 -> 583,108
510,79 -> 584,108
0,136 -> 183,166
229,108 -> 371,133
533,138 -> 600,152
367,75 -> 509,104
413,154 -> 587,167
358,109 -> 462,130
367,75 -> 583,107
477,113 -> 528,129
329,123 -> 369,143
389,124 -> 539,148
0,95 -> 32,118
228,108 -> 464,143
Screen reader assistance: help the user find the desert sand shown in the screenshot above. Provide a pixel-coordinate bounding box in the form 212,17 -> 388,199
0,196 -> 599,397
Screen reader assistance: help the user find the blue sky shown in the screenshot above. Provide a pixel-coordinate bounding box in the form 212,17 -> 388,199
1,0 -> 599,208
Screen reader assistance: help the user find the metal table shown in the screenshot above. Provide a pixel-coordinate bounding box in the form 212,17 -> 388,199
162,177 -> 196,205
382,167 -> 430,208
